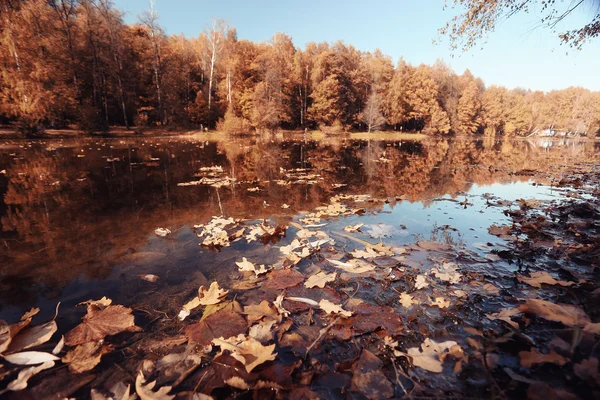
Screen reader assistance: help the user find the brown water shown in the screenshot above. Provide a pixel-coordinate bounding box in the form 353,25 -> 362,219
0,136 -> 598,328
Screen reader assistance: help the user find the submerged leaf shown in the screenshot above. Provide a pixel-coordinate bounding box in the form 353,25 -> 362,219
402,338 -> 462,373
517,271 -> 576,288
519,299 -> 590,327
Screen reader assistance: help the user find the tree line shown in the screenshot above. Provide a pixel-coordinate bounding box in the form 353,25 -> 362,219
1,0 -> 599,136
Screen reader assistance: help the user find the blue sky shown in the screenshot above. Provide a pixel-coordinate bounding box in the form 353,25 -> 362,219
114,0 -> 600,92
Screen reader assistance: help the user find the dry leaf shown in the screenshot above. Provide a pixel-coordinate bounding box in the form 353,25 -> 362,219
327,258 -> 375,274
235,258 -> 269,276
243,301 -> 279,323
262,269 -> 304,290
430,297 -> 450,308
6,320 -> 57,353
431,262 -> 461,284
417,241 -> 452,251
1,360 -> 54,393
135,369 -> 174,400
487,308 -> 520,329
274,293 -> 290,317
52,335 -> 65,355
65,305 -> 141,346
304,271 -> 336,288
139,274 -> 159,283
198,282 -> 229,305
62,341 -> 111,373
20,308 -> 40,321
350,247 -> 383,259
344,223 -> 364,233
415,275 -> 429,290
319,300 -> 352,317
212,334 -> 277,372
154,228 -> 171,237
401,338 -> 461,373
517,271 -> 575,288
399,292 -> 417,308
78,297 -> 112,309
519,299 -> 590,327
249,319 -> 277,342
3,351 -> 60,365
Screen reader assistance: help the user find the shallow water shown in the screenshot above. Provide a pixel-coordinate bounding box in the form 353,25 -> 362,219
0,136 -> 598,329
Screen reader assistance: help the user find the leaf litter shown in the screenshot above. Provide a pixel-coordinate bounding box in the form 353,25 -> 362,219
4,168 -> 600,400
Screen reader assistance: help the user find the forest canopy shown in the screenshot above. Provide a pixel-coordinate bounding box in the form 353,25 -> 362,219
0,0 -> 599,136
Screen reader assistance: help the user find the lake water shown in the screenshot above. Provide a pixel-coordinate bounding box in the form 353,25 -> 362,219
0,136 -> 598,323
1,135 -> 599,398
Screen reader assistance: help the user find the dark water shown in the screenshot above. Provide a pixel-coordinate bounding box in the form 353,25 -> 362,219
0,136 -> 598,326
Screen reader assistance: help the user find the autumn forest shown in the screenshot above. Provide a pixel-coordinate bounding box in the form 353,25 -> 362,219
1,0 -> 600,136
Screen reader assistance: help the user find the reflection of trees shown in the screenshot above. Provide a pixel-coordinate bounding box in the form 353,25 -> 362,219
1,137 -> 599,308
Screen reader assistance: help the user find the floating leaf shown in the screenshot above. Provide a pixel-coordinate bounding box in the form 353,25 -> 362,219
6,320 -> 57,353
62,341 -> 111,373
344,223 -> 364,233
327,258 -> 375,274
415,275 -> 429,290
319,299 -> 352,317
304,271 -> 336,288
139,274 -> 159,283
401,338 -> 462,373
65,305 -> 141,346
399,292 -> 417,308
487,308 -> 520,329
431,262 -> 461,284
154,228 -> 171,237
212,334 -> 277,372
262,269 -> 304,290
519,299 -> 590,327
517,271 -> 576,288
3,351 -> 60,365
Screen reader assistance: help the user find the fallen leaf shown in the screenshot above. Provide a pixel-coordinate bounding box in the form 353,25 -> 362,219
52,335 -> 65,355
431,262 -> 461,284
319,300 -> 352,317
186,308 -> 247,346
519,299 -> 590,327
243,301 -> 279,323
3,351 -> 60,365
417,241 -> 452,251
78,296 -> 112,308
415,275 -> 429,289
401,338 -> 462,373
573,357 -> 600,383
327,258 -> 375,274
6,320 -> 57,353
262,269 -> 304,290
212,334 -> 277,372
249,319 -> 277,342
235,258 -> 270,277
517,271 -> 575,288
399,292 -> 417,308
350,349 -> 393,399
304,271 -> 336,288
519,348 -> 567,368
1,361 -> 54,393
430,297 -> 450,308
139,274 -> 159,283
62,341 -> 111,373
135,369 -> 174,400
487,308 -> 520,329
154,228 -> 171,237
350,247 -> 383,259
65,305 -> 141,346
274,293 -> 290,317
20,308 -> 40,321
344,223 -> 364,233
